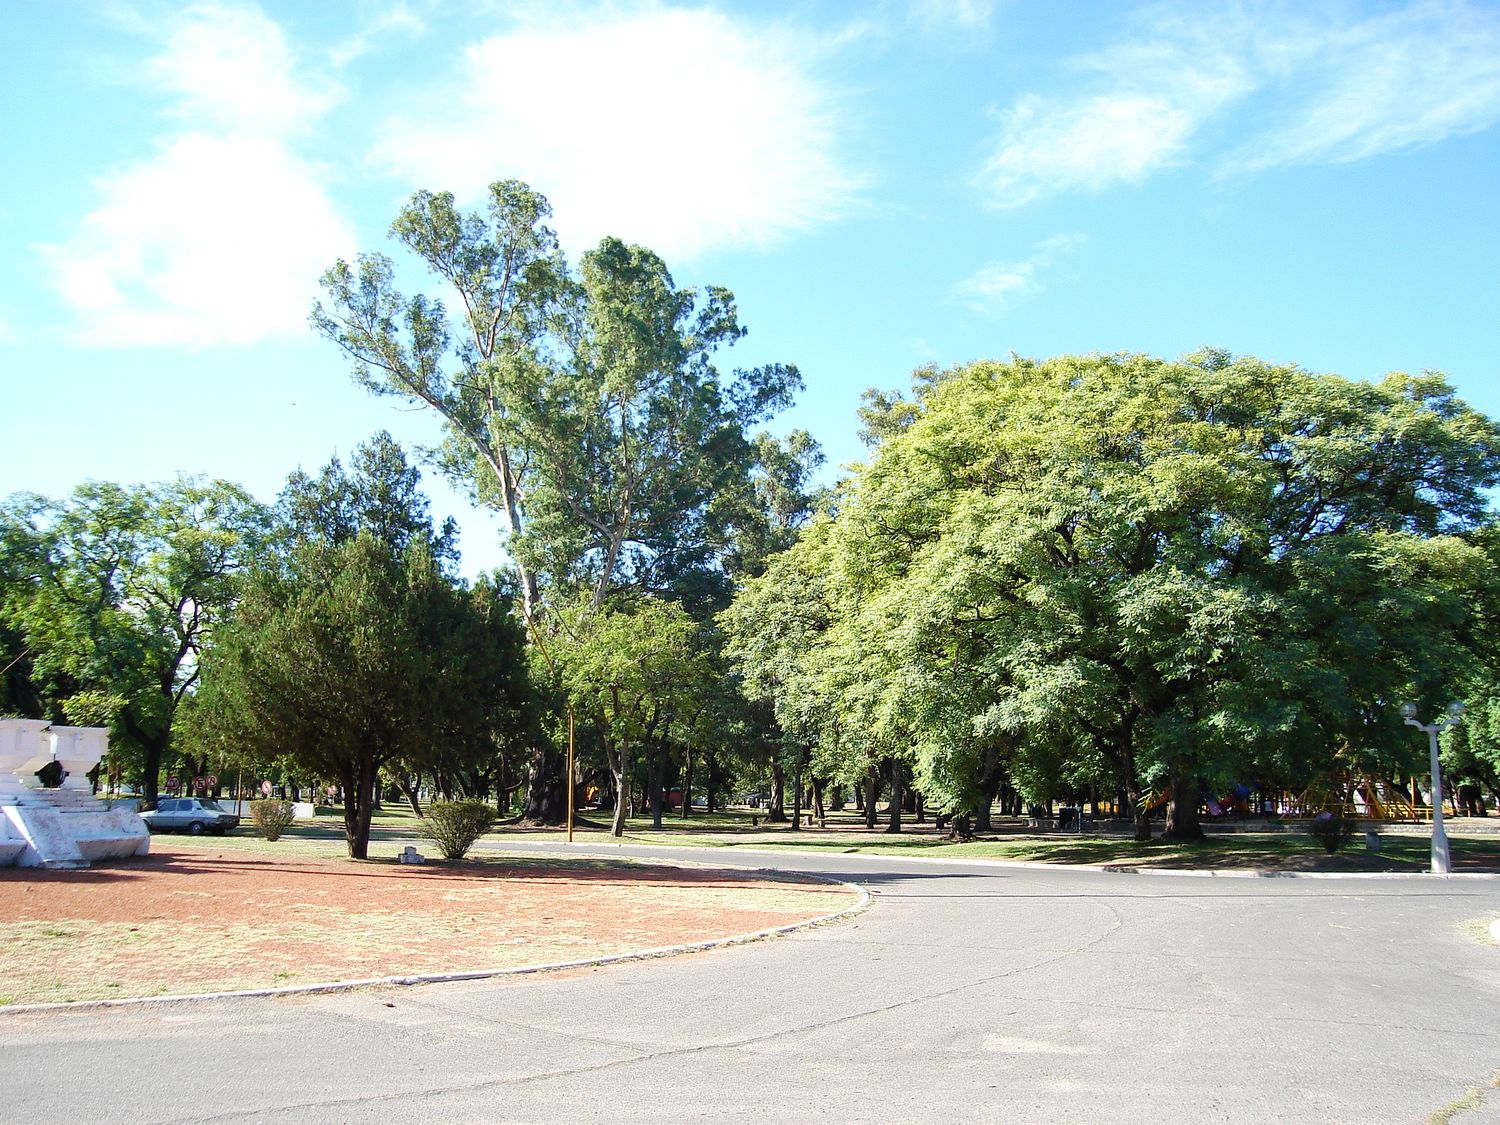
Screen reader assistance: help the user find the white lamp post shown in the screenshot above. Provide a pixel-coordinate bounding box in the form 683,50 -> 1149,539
1400,701 -> 1464,876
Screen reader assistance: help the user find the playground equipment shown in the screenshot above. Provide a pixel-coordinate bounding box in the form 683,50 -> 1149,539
1289,776 -> 1424,822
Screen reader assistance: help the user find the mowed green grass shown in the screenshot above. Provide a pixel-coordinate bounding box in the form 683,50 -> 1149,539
173,804 -> 1500,872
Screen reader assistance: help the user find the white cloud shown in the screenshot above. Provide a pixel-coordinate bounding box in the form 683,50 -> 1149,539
370,8 -> 862,260
39,133 -> 356,348
980,94 -> 1198,207
910,0 -> 999,35
146,3 -> 340,134
41,3 -> 356,349
977,0 -> 1500,205
951,233 -> 1084,312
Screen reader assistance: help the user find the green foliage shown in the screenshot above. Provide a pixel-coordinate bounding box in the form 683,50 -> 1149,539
312,180 -> 801,619
249,799 -> 297,841
726,352 -> 1500,837
0,478 -> 271,801
194,437 -> 534,858
314,181 -> 812,821
549,595 -> 713,833
421,800 -> 497,860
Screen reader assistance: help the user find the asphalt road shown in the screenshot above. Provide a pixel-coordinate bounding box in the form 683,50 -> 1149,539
1,843 -> 1498,1125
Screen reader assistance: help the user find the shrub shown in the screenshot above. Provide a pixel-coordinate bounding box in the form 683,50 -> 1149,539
250,799 -> 297,841
422,800 -> 496,860
1309,812 -> 1356,854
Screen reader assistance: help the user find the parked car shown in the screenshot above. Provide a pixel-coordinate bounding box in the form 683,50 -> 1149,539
140,798 -> 240,835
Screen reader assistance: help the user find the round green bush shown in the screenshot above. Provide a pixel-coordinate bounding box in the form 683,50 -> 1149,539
250,798 -> 297,841
422,800 -> 496,860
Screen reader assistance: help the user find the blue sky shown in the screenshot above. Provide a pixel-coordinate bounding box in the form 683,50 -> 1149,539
3,0 -> 1498,577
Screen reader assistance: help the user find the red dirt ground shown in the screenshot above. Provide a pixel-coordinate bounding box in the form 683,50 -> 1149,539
0,844 -> 857,1005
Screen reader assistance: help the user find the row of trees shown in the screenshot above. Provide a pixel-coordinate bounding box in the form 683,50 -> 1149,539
722,352 -> 1500,841
0,437 -> 539,857
7,179 -> 1500,856
4,181 -> 823,858
308,181 -> 824,849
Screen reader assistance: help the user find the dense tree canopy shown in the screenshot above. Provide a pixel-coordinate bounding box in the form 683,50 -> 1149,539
193,436 -> 533,857
725,352 -> 1500,839
0,478 -> 269,803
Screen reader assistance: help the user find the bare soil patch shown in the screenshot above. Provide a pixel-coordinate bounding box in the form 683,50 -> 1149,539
0,843 -> 856,1006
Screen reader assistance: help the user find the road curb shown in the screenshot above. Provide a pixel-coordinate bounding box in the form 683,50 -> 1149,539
0,868 -> 869,1017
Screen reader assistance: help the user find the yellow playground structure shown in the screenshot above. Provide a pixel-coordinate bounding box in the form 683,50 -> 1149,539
1288,776 -> 1430,822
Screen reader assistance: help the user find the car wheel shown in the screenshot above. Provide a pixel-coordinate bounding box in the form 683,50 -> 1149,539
188,820 -> 206,835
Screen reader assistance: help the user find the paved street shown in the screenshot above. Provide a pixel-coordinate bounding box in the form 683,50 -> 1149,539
2,844 -> 1497,1124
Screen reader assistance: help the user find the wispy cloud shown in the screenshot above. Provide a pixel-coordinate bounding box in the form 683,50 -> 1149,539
1223,1 -> 1500,173
909,0 -> 1000,36
977,0 -> 1500,206
980,94 -> 1200,208
329,2 -> 427,67
40,3 -> 355,349
370,7 -> 863,260
951,234 -> 1084,312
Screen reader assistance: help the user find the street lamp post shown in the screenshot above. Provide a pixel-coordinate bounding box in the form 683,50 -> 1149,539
1400,701 -> 1464,876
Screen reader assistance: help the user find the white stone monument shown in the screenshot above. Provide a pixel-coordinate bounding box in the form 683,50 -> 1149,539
0,718 -> 149,869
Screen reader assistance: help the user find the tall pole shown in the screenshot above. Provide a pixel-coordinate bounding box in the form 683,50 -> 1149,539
566,709 -> 575,845
1424,724 -> 1450,875
1403,702 -> 1461,876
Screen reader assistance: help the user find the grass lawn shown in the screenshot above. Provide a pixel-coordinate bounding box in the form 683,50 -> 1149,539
229,805 -> 1500,873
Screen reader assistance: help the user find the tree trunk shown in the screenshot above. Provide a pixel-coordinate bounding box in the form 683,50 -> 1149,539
141,740 -> 165,808
1097,725 -> 1151,842
864,765 -> 879,829
976,744 -> 1005,830
121,706 -> 169,809
705,753 -> 721,814
1130,787 -> 1152,841
399,775 -> 422,818
767,761 -> 787,822
789,754 -> 802,832
811,777 -> 825,821
680,744 -> 693,819
648,739 -> 664,830
611,763 -> 628,837
340,756 -> 378,860
886,759 -> 904,834
1161,758 -> 1204,843
522,745 -> 566,825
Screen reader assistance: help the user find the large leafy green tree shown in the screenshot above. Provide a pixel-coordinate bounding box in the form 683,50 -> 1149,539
313,180 -> 800,822
729,353 -> 1500,841
197,436 -> 533,857
550,596 -> 707,837
0,479 -> 269,804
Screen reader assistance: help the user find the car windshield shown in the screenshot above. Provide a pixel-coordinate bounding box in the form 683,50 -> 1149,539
197,800 -> 225,811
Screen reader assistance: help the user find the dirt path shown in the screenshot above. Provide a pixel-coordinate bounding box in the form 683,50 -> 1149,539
0,843 -> 857,1006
